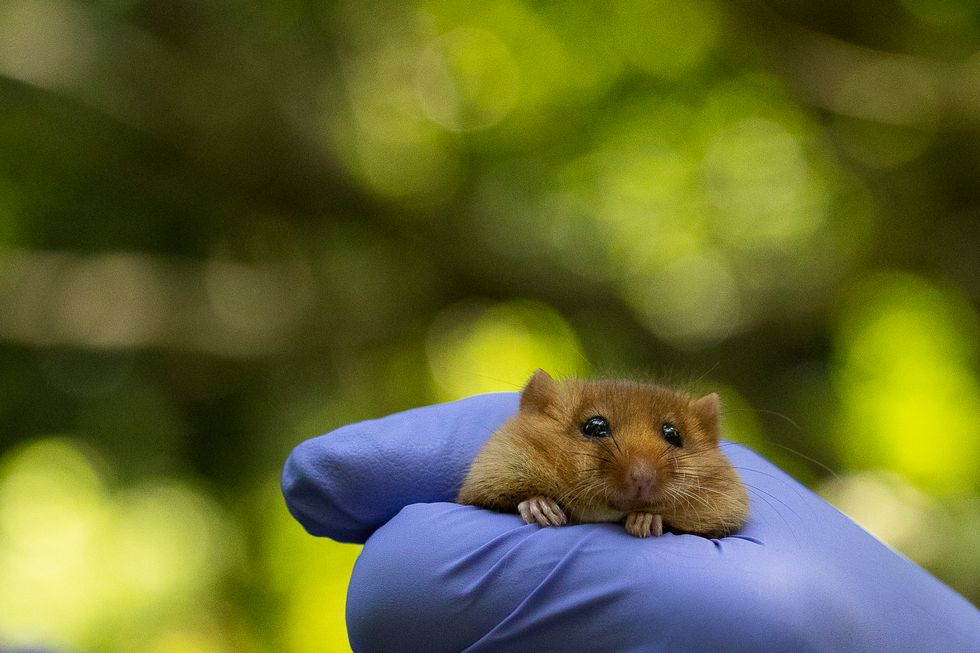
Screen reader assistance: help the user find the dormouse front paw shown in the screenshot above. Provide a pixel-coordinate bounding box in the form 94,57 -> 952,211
517,496 -> 567,527
625,511 -> 663,538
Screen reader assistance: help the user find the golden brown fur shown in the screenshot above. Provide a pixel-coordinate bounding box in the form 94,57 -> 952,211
457,370 -> 749,538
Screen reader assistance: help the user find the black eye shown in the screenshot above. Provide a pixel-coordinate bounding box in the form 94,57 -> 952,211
581,416 -> 611,438
662,422 -> 682,447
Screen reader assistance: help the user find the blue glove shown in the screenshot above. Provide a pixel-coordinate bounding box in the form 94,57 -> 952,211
282,393 -> 980,652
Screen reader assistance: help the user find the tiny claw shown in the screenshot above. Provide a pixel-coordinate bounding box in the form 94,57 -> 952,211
625,511 -> 663,538
651,513 -> 663,537
518,496 -> 566,527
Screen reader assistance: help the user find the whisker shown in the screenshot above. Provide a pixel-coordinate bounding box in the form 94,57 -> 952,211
722,407 -> 803,432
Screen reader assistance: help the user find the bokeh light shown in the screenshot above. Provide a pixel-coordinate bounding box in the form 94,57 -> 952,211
426,299 -> 589,400
416,28 -> 520,132
0,439 -> 241,651
325,5 -> 462,205
560,76 -> 875,347
832,272 -> 980,493
0,0 -> 96,91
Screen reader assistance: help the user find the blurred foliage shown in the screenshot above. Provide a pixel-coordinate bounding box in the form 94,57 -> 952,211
1,0 -> 979,650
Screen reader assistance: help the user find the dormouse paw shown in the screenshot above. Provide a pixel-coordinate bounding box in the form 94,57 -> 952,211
625,511 -> 663,538
517,496 -> 567,527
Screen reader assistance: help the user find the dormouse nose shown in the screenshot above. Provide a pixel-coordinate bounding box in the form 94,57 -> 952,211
628,459 -> 657,501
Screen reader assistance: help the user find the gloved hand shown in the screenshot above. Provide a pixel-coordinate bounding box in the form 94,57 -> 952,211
282,393 -> 980,652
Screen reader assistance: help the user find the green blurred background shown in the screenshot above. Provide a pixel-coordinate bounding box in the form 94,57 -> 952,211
1,0 -> 979,650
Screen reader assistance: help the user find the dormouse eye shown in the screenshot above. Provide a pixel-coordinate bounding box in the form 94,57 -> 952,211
662,422 -> 682,447
581,416 -> 611,438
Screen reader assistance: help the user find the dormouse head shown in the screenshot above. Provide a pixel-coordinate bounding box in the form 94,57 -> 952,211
517,369 -> 746,534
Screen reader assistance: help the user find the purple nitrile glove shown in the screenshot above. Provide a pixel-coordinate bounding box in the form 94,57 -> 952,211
282,393 -> 980,652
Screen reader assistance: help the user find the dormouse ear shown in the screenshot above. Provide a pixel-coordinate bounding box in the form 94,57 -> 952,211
691,392 -> 721,442
520,369 -> 557,413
